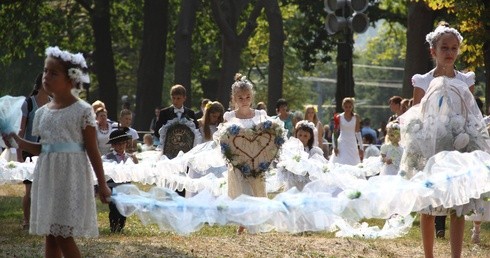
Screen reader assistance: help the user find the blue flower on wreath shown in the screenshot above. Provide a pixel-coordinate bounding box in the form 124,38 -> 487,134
263,120 -> 272,129
424,180 -> 434,188
228,124 -> 241,136
220,143 -> 230,154
274,136 -> 285,146
240,164 -> 252,176
259,162 -> 270,171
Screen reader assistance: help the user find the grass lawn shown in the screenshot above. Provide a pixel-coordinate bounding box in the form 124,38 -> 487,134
1,184 -> 489,257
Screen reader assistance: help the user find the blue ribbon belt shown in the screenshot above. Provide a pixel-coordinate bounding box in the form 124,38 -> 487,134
41,143 -> 85,153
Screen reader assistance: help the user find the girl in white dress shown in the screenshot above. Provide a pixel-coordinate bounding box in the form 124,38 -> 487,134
279,120 -> 323,191
223,73 -> 269,234
379,122 -> 403,176
330,97 -> 363,165
185,101 -> 225,198
401,22 -> 487,258
4,46 -> 111,258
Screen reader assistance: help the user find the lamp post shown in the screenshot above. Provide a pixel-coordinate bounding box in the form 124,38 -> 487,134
324,0 -> 369,112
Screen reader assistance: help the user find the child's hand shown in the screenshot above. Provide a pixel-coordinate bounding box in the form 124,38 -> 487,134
97,182 -> 112,204
382,157 -> 392,164
334,148 -> 339,155
1,133 -> 19,148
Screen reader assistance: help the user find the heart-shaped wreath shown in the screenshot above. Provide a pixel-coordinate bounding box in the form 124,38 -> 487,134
219,120 -> 286,178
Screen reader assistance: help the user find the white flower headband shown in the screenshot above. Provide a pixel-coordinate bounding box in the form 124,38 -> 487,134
425,25 -> 463,48
295,120 -> 316,132
46,46 -> 90,94
46,46 -> 88,69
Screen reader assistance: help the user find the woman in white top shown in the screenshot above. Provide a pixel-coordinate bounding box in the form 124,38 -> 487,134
95,107 -> 113,155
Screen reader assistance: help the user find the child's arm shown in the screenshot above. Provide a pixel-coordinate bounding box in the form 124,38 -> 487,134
5,133 -> 41,156
82,125 -> 111,204
16,116 -> 28,161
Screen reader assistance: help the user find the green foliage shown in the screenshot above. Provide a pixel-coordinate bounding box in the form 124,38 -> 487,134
362,22 -> 406,64
422,0 -> 486,70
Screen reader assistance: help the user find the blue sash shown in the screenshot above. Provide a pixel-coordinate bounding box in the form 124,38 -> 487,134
41,143 -> 85,153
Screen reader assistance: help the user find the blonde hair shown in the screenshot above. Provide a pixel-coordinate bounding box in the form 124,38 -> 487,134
385,122 -> 401,145
143,133 -> 153,143
231,73 -> 254,106
92,100 -> 106,112
342,97 -> 356,114
304,105 -> 319,124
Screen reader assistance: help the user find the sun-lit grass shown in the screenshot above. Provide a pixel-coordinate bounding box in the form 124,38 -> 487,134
1,184 -> 489,257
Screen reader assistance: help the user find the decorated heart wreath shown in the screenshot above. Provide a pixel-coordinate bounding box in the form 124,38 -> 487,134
219,120 -> 286,178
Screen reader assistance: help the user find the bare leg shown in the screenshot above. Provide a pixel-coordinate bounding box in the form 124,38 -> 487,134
55,236 -> 81,258
45,235 -> 62,258
420,214 -> 435,258
471,221 -> 481,244
22,183 -> 31,228
449,214 -> 465,258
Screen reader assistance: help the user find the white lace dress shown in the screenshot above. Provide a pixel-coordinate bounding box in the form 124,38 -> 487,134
30,100 -> 99,237
223,109 -> 269,199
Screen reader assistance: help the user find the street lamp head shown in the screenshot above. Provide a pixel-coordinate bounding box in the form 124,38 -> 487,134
325,14 -> 347,35
350,0 -> 368,13
324,0 -> 347,13
349,13 -> 369,33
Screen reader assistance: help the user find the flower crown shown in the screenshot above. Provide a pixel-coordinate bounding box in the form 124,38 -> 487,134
46,46 -> 90,92
295,120 -> 316,132
425,25 -> 463,48
46,46 -> 88,69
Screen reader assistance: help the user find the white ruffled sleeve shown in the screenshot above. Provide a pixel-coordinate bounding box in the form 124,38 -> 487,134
411,72 -> 432,92
223,111 -> 234,122
458,71 -> 475,86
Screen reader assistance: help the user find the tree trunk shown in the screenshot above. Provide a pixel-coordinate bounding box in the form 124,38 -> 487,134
264,0 -> 285,115
402,1 -> 435,98
174,0 -> 198,108
91,0 -> 118,120
211,0 -> 264,109
134,0 -> 169,131
219,40 -> 242,107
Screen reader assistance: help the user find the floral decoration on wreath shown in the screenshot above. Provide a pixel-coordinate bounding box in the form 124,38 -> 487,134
219,120 -> 286,178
